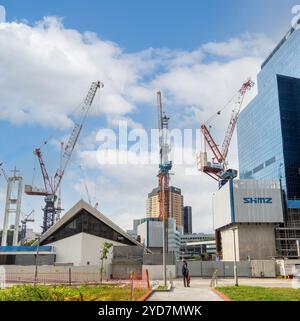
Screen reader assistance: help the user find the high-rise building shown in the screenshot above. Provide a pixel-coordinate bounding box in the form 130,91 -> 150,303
183,206 -> 192,234
146,186 -> 184,226
237,24 -> 300,257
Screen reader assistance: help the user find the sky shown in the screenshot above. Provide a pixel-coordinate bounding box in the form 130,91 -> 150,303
0,0 -> 298,234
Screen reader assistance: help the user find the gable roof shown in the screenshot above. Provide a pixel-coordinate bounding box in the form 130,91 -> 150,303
38,199 -> 142,247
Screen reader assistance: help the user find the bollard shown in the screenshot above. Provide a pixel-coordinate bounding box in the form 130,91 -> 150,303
146,269 -> 150,290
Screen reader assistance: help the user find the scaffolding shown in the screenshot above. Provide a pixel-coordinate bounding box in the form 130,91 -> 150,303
1,168 -> 23,246
275,205 -> 300,258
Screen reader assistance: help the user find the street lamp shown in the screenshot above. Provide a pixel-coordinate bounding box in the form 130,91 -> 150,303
232,226 -> 239,286
34,236 -> 41,284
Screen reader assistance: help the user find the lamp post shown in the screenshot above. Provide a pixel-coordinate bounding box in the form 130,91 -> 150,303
232,227 -> 239,286
34,236 -> 41,284
162,178 -> 167,287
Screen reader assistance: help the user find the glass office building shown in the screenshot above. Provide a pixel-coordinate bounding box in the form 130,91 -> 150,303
237,25 -> 300,257
237,26 -> 300,208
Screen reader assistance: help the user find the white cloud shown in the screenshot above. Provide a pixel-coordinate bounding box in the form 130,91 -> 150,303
0,17 -> 275,233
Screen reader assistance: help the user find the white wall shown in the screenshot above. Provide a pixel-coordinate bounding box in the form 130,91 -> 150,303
51,232 -> 128,271
143,265 -> 176,280
233,180 -> 284,223
213,179 -> 284,230
221,224 -> 276,261
212,182 -> 231,230
52,233 -> 83,265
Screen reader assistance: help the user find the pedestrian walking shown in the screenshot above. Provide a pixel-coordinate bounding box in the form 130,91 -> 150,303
182,259 -> 190,287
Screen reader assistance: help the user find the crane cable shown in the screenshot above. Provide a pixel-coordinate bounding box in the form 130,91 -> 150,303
203,89 -> 240,128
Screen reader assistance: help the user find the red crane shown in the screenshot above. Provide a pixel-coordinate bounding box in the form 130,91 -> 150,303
25,81 -> 104,232
198,79 -> 254,183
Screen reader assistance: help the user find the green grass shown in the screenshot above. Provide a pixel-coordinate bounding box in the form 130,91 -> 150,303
0,284 -> 148,301
216,286 -> 300,301
156,285 -> 169,291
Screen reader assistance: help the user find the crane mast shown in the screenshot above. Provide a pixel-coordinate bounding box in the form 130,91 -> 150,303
25,81 -> 104,233
156,91 -> 172,287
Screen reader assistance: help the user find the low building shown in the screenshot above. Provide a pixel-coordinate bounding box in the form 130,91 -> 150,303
212,179 -> 284,261
137,217 -> 182,258
180,233 -> 215,259
182,241 -> 216,260
36,200 -> 143,274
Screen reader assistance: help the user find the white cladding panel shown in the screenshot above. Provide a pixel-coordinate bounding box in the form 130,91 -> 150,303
232,180 -> 284,223
212,182 -> 232,230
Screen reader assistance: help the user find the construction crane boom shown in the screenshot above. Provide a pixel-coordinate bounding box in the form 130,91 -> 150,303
34,148 -> 53,194
0,162 -> 8,183
200,125 -> 224,163
20,210 -> 35,244
53,81 -> 104,195
221,79 -> 254,160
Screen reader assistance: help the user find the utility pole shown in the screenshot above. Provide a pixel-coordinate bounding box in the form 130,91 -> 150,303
232,226 -> 239,286
162,175 -> 167,286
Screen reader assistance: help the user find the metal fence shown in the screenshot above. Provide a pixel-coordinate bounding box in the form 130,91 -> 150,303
1,267 -> 151,292
177,260 -> 252,277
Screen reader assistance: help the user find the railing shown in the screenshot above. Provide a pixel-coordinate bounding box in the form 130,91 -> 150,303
0,246 -> 53,252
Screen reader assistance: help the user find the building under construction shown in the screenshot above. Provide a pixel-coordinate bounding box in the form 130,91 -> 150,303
237,23 -> 300,258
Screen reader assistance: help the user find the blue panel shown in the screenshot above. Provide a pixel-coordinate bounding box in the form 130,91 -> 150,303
287,200 -> 300,209
229,179 -> 235,223
0,246 -> 53,252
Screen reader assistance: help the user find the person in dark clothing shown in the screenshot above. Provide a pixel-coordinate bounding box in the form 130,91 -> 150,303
182,260 -> 190,287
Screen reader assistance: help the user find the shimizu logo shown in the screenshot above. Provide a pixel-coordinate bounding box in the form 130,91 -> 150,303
0,5 -> 5,23
243,197 -> 273,204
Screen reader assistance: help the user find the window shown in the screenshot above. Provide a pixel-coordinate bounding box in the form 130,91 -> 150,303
253,163 -> 264,174
265,156 -> 276,167
42,209 -> 135,246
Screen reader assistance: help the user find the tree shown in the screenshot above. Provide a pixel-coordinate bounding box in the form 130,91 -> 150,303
100,242 -> 113,283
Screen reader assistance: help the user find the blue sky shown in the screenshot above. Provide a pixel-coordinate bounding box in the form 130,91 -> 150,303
1,0 -> 296,50
0,0 -> 298,233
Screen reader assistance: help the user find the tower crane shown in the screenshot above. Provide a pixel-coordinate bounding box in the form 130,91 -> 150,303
197,79 -> 254,186
156,91 -> 172,286
0,162 -> 8,183
20,210 -> 35,244
25,81 -> 104,233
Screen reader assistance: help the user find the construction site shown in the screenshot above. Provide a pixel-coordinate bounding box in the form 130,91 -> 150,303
1,8 -> 300,291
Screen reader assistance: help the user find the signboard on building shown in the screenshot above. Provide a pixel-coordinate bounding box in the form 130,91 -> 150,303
213,179 -> 284,230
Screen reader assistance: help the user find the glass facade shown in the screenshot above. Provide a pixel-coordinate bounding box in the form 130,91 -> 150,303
41,209 -> 135,246
237,26 -> 300,205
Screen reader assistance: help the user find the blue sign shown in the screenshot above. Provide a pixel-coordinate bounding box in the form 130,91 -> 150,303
243,197 -> 272,204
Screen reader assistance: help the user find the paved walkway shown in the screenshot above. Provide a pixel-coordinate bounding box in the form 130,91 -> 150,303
147,277 -> 296,301
147,279 -> 223,301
